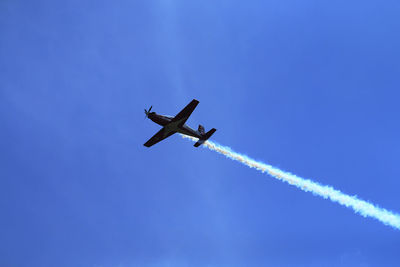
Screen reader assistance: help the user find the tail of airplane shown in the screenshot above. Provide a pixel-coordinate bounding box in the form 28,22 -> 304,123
198,125 -> 205,135
194,128 -> 216,147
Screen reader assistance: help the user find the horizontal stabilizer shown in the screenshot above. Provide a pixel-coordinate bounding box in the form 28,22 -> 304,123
204,128 -> 216,139
194,140 -> 204,147
194,128 -> 216,147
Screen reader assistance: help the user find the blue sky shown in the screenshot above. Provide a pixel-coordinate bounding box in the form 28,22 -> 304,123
1,1 -> 400,266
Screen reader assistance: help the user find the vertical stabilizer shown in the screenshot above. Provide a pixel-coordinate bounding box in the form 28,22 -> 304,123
198,125 -> 205,135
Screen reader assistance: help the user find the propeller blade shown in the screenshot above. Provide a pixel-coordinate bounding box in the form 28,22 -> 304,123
144,106 -> 152,119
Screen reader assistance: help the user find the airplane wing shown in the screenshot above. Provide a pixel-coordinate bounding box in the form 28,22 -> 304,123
171,99 -> 199,125
143,127 -> 176,147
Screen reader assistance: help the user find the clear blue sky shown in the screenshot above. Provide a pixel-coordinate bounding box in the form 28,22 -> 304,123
1,1 -> 400,266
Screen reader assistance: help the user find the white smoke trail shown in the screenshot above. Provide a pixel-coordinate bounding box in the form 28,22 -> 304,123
181,135 -> 400,230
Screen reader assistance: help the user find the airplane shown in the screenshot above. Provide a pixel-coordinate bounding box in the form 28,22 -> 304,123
144,99 -> 216,147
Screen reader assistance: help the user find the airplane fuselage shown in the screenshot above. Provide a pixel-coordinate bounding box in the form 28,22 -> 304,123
148,112 -> 202,139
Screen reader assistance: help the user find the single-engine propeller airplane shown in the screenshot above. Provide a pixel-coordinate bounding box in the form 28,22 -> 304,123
144,99 -> 216,147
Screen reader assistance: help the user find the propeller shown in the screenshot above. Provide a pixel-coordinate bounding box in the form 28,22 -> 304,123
144,105 -> 153,118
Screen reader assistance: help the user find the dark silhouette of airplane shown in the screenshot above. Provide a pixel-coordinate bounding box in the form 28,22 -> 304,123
144,99 -> 216,147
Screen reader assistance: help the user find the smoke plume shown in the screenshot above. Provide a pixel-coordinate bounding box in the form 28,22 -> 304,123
182,135 -> 400,230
